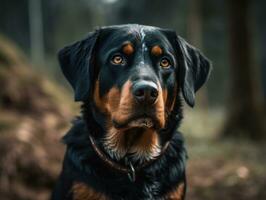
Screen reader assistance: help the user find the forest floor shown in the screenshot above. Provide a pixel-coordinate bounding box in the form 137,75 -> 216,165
181,108 -> 266,200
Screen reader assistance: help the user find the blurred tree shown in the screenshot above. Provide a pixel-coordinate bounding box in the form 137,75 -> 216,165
28,0 -> 44,64
201,0 -> 229,106
223,0 -> 265,139
256,0 -> 266,112
0,0 -> 29,52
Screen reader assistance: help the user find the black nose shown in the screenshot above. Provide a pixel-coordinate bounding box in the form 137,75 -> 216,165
132,81 -> 158,104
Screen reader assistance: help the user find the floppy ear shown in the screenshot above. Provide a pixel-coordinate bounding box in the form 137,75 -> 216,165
58,30 -> 100,101
176,36 -> 212,107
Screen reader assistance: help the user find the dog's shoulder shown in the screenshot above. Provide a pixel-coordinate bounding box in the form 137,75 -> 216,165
63,117 -> 88,145
51,118 -> 95,200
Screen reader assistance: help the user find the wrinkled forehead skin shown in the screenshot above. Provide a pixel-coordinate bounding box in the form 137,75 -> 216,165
95,24 -> 177,96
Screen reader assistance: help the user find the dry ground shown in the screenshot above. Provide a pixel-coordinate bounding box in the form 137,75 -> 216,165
181,107 -> 266,200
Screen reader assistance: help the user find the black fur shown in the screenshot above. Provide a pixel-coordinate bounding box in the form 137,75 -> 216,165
58,30 -> 100,101
51,24 -> 211,200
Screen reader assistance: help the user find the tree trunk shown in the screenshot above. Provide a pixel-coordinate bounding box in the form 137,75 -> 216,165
256,0 -> 266,112
222,0 -> 265,139
28,0 -> 44,64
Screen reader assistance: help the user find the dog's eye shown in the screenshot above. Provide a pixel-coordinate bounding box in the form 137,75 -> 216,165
160,58 -> 171,68
111,55 -> 124,65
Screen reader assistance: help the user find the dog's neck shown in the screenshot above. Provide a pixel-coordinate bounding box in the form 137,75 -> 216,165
81,96 -> 183,165
102,127 -> 162,165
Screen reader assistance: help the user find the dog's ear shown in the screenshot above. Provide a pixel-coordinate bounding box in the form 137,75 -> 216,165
58,30 -> 100,101
176,36 -> 212,107
162,29 -> 212,107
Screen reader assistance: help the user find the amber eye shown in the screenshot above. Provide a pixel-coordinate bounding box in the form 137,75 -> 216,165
160,58 -> 171,68
111,55 -> 124,65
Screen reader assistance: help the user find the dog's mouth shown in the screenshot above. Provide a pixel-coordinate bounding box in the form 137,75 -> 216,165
127,117 -> 154,128
112,114 -> 159,130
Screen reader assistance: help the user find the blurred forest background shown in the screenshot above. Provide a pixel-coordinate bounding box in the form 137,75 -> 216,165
0,0 -> 266,199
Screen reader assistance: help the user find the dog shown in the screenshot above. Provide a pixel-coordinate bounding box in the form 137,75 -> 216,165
51,24 -> 211,200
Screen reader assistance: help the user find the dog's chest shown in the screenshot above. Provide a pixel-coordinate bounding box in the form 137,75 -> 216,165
72,181 -> 184,200
71,182 -> 159,200
72,182 -> 108,200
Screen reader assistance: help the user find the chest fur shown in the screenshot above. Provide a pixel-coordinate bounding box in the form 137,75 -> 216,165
72,182 -> 185,200
72,182 -> 108,200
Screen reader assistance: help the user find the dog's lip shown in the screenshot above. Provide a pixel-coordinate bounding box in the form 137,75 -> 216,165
127,117 -> 154,128
112,114 -> 158,129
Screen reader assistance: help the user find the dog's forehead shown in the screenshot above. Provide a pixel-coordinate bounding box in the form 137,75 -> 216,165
99,24 -> 173,49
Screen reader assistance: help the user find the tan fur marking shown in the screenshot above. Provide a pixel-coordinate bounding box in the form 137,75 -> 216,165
94,80 -> 108,113
72,182 -> 108,200
151,45 -> 163,56
129,129 -> 160,160
155,82 -> 166,128
122,43 -> 134,55
105,126 -> 161,161
169,84 -> 177,112
162,88 -> 168,105
165,83 -> 178,115
111,80 -> 135,124
166,183 -> 185,200
104,125 -> 127,159
106,86 -> 121,115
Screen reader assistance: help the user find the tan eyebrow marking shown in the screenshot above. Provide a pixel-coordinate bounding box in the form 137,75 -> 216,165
122,43 -> 134,55
151,45 -> 163,56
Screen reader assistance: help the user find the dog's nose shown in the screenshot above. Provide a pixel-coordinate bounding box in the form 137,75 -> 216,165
132,81 -> 158,104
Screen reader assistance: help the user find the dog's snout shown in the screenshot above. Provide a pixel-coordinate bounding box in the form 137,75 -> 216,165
132,81 -> 158,104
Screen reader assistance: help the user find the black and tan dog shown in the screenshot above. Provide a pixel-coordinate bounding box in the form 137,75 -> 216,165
51,24 -> 211,200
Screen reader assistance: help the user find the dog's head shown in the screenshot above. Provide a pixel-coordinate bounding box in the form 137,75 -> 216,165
58,24 -> 211,163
